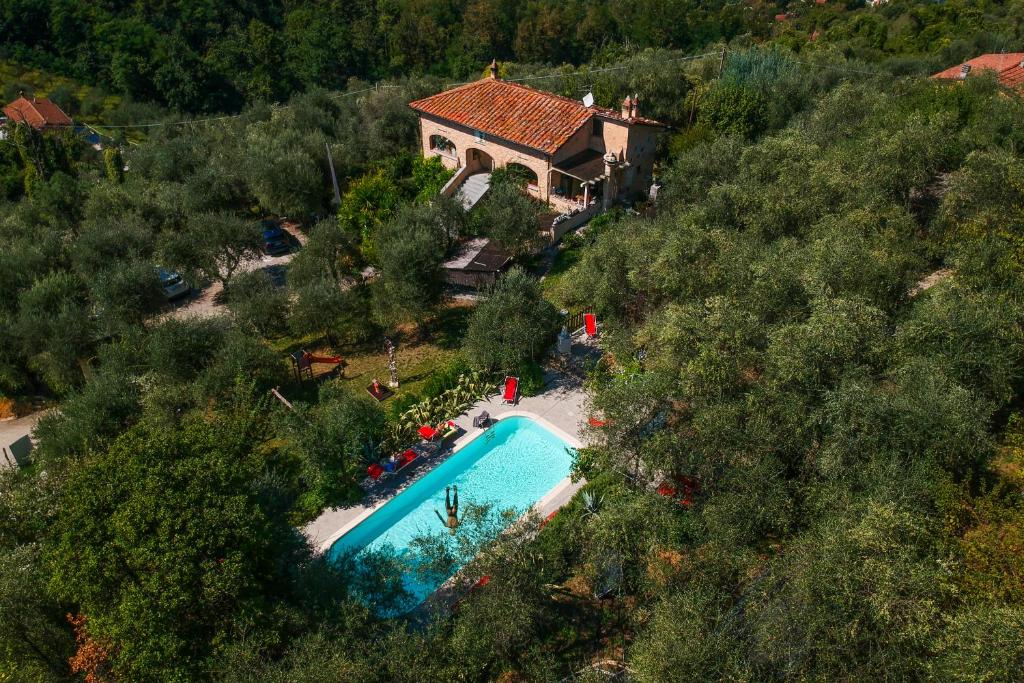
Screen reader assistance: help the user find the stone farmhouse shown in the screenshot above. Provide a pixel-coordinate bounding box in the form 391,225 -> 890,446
410,61 -> 665,222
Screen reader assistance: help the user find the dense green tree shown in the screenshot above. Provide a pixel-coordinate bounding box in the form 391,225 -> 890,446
227,269 -> 290,336
88,259 -> 165,333
338,170 -> 401,259
463,267 -> 558,374
284,383 -> 387,515
164,212 -> 261,292
45,405 -> 311,680
245,124 -> 327,217
472,172 -> 541,255
370,201 -> 448,330
0,472 -> 73,680
12,271 -> 94,393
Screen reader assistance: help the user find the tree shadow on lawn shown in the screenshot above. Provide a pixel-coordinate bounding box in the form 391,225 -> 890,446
431,303 -> 473,350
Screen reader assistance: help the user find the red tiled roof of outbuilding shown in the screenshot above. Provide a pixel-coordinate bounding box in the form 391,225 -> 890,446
409,77 -> 664,155
932,53 -> 1024,89
2,95 -> 73,129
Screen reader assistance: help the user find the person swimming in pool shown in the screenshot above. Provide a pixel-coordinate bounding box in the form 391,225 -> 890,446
434,485 -> 461,534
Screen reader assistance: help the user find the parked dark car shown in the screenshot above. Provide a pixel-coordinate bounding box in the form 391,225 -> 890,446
261,220 -> 290,256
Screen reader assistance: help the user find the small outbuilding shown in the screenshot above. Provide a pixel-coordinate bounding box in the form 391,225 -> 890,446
443,238 -> 512,288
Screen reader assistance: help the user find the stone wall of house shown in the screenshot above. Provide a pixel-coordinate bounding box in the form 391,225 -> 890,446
623,125 -> 659,196
418,115 -> 553,199
552,121 -> 596,165
417,112 -> 660,204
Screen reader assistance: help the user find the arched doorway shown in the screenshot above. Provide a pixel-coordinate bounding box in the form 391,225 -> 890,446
466,147 -> 494,172
504,162 -> 539,190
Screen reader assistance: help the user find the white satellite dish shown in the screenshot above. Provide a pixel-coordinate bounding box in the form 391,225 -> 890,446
582,92 -> 594,107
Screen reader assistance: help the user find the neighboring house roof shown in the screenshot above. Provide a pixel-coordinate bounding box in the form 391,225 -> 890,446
410,76 -> 663,155
932,53 -> 1024,89
2,95 -> 73,129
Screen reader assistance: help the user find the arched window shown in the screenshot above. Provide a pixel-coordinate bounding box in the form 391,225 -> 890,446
429,135 -> 456,157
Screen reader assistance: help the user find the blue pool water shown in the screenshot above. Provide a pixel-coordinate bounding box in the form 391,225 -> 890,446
328,415 -> 575,608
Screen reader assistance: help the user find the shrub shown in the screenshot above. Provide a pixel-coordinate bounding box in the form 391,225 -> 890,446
227,270 -> 289,336
517,360 -> 545,397
463,268 -> 559,375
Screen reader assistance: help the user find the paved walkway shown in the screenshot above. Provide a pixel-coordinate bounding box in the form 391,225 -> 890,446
0,410 -> 48,469
302,368 -> 590,553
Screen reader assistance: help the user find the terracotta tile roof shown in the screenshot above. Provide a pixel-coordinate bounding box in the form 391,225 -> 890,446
410,77 -> 663,155
932,53 -> 1024,89
2,95 -> 73,129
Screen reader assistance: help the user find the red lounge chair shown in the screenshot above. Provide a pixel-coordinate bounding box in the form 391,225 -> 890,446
471,575 -> 490,592
588,417 -> 608,428
367,463 -> 385,481
418,424 -> 438,441
584,313 -> 598,338
396,449 -> 418,471
502,376 -> 519,405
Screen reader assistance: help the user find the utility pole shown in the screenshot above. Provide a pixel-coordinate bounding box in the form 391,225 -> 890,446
326,142 -> 341,206
718,46 -> 728,78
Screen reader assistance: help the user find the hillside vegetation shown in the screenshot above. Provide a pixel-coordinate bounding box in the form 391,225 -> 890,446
3,0 -> 1023,112
2,12 -> 1024,682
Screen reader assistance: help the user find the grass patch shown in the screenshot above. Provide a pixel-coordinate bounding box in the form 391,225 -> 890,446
269,301 -> 474,409
541,240 -> 585,310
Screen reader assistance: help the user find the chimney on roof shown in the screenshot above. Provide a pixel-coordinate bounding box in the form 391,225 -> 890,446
621,95 -> 632,119
489,59 -> 499,80
630,93 -> 640,119
960,63 -> 972,79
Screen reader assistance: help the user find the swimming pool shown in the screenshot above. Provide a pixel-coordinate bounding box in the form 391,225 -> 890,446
328,415 -> 575,608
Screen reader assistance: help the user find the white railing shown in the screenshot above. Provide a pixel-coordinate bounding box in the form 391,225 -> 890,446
440,164 -> 471,198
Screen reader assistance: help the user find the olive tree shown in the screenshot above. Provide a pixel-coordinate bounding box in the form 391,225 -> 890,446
462,267 -> 558,374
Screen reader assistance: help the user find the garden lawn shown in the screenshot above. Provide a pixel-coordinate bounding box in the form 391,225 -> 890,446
268,301 -> 473,406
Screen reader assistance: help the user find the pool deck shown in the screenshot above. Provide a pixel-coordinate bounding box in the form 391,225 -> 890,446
302,370 -> 589,554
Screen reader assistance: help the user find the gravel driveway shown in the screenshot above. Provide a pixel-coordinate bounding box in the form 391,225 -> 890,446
167,221 -> 306,320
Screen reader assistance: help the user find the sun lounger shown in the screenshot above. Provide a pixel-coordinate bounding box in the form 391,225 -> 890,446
584,313 -> 598,338
367,463 -> 385,481
418,424 -> 439,441
502,376 -> 519,405
395,448 -> 418,471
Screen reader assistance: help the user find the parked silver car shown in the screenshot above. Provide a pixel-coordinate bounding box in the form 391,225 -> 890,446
156,267 -> 190,300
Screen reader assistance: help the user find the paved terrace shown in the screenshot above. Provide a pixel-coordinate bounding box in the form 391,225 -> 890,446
302,369 -> 590,554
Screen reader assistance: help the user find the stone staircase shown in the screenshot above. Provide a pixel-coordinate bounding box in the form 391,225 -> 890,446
454,172 -> 491,210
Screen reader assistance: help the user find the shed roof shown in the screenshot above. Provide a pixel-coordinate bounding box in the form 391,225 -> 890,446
443,238 -> 512,273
